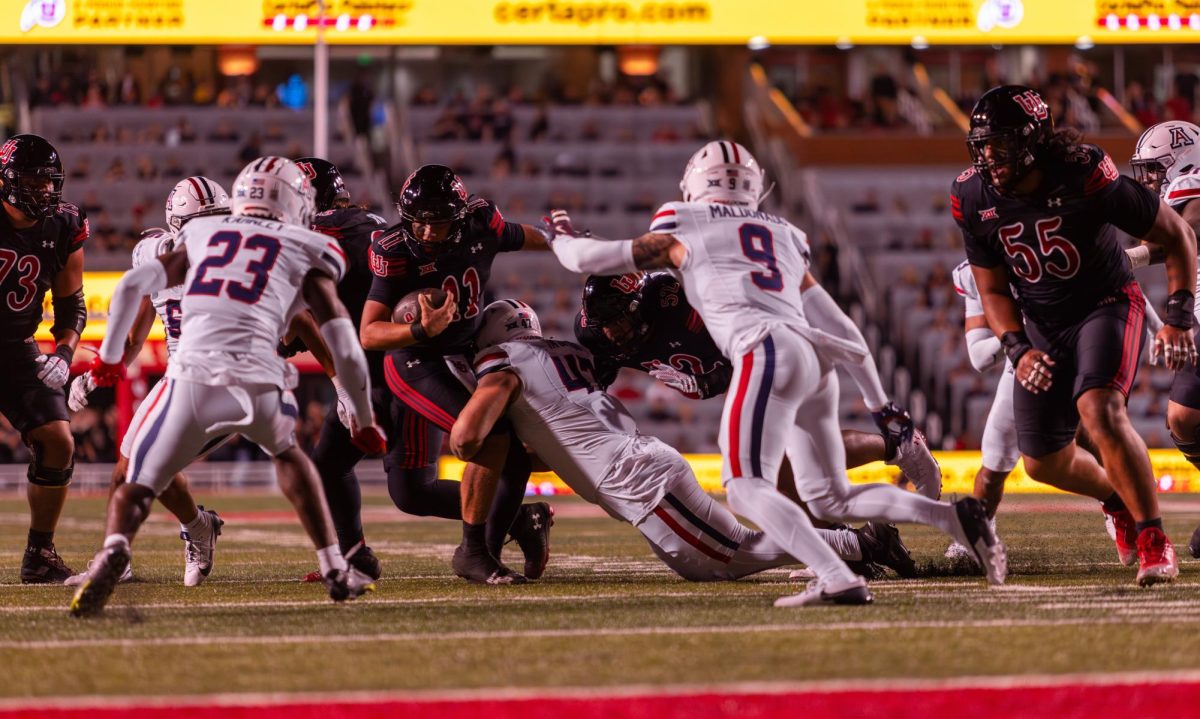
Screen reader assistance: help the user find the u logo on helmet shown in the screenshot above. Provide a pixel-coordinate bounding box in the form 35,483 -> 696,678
0,140 -> 18,165
1013,91 -> 1048,121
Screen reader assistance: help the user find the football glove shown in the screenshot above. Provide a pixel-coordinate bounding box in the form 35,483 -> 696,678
350,423 -> 387,455
68,371 -> 97,411
89,355 -> 126,388
650,365 -> 701,399
549,209 -> 589,239
871,401 -> 915,445
35,348 -> 72,390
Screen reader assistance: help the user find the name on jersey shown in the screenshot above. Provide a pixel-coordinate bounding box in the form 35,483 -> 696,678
706,205 -> 784,223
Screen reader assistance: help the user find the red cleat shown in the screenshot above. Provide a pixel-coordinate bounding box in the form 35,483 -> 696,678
1102,507 -> 1138,567
1135,527 -> 1179,587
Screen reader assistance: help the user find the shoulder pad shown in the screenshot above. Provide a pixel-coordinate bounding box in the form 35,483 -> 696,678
372,224 -> 409,254
649,202 -> 681,233
954,167 -> 977,184
1164,171 -> 1200,208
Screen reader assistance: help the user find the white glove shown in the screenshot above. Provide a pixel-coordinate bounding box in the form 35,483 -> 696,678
650,365 -> 700,397
332,376 -> 352,429
68,371 -> 96,411
35,352 -> 70,390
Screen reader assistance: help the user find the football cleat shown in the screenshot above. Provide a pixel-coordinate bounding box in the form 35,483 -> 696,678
507,502 -> 554,580
951,497 -> 1007,585
452,544 -> 527,585
858,522 -> 918,578
346,542 -> 383,581
1103,506 -> 1139,567
21,543 -> 74,584
182,506 -> 223,587
945,516 -> 995,562
1190,524 -> 1200,560
69,543 -> 132,618
774,576 -> 874,608
322,567 -> 376,602
887,430 -> 942,500
64,558 -> 134,587
843,559 -> 886,581
1136,527 -> 1179,587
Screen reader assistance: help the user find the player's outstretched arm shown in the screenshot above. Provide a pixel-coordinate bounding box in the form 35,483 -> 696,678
547,209 -> 684,273
95,249 -> 188,376
450,370 -> 521,461
972,263 -> 1055,394
799,272 -> 888,411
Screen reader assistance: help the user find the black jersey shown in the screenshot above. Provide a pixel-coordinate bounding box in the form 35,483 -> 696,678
0,202 -> 87,343
313,206 -> 389,384
952,144 -> 1159,332
367,197 -> 525,355
574,272 -> 729,396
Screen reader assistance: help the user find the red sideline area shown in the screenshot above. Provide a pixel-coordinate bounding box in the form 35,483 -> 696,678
11,681 -> 1200,719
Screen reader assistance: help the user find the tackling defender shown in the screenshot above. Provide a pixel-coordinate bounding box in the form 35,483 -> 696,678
70,157 -> 386,616
0,134 -> 88,584
67,176 -> 231,587
546,140 -> 1004,605
953,86 -> 1197,585
451,300 -> 915,583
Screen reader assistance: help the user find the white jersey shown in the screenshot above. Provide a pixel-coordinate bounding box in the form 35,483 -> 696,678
131,228 -> 184,357
473,338 -> 669,523
1163,171 -> 1200,325
650,201 -> 829,360
167,214 -> 346,388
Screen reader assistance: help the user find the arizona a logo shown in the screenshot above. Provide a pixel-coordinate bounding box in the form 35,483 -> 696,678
1169,125 -> 1196,150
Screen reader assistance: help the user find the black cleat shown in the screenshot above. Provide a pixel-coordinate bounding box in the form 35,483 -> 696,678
69,544 -> 131,618
858,522 -> 918,579
844,560 -> 886,581
508,502 -> 554,580
21,543 -> 74,584
1190,525 -> 1200,560
453,544 -> 527,585
322,567 -> 375,602
346,542 -> 382,581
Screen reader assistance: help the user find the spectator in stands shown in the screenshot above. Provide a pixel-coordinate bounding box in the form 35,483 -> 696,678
490,98 -> 515,142
104,157 -> 127,182
80,190 -> 104,217
850,189 -> 881,214
69,157 -> 91,181
135,156 -> 157,181
160,65 -> 194,106
1126,81 -> 1161,127
528,105 -> 550,141
116,71 -> 141,105
238,131 -> 263,165
490,147 -> 515,180
412,85 -> 439,106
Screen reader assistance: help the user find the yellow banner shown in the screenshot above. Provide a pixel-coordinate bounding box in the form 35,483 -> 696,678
440,449 -> 1200,496
34,271 -> 165,344
6,0 -> 1200,45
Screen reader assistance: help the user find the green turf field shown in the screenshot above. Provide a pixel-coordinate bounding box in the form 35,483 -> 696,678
1,492 -> 1199,700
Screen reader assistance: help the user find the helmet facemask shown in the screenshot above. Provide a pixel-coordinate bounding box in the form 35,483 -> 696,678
7,167 -> 63,219
1130,155 -> 1171,196
966,124 -> 1043,193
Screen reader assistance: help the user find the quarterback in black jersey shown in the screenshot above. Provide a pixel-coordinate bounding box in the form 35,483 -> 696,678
0,134 -> 89,584
360,165 -> 552,584
953,86 -> 1197,585
293,156 -> 389,580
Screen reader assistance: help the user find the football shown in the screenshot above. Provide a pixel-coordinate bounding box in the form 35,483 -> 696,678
392,287 -> 449,324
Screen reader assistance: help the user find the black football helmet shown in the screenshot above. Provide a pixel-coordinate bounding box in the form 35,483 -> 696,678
966,85 -> 1054,193
295,156 -> 350,212
396,165 -> 469,258
581,273 -> 650,353
0,134 -> 64,219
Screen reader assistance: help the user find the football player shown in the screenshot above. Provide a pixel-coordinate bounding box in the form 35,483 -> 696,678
70,157 -> 385,616
0,134 -> 88,584
451,301 -> 916,583
359,165 -> 552,584
1129,120 -> 1200,559
546,140 -> 1004,606
943,258 -> 1161,561
66,176 -> 231,587
954,86 -> 1197,585
575,272 -> 941,498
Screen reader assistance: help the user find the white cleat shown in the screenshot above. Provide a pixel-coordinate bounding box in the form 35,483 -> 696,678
949,498 -> 1007,585
774,575 -> 874,608
182,506 -> 224,587
888,430 -> 942,499
64,559 -> 133,587
945,517 -> 995,560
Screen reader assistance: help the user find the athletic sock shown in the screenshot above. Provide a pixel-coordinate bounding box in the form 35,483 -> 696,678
1135,518 -> 1164,534
182,511 -> 208,536
462,521 -> 487,550
27,529 -> 53,549
317,545 -> 348,576
103,534 -> 130,550
1101,492 -> 1127,514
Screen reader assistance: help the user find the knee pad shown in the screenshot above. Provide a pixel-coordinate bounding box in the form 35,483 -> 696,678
28,456 -> 73,488
1172,430 -> 1200,470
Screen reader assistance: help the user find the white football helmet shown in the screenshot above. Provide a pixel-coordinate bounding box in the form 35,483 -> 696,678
231,156 -> 315,227
165,176 -> 230,234
679,140 -> 766,208
1131,121 -> 1200,196
476,299 -> 542,347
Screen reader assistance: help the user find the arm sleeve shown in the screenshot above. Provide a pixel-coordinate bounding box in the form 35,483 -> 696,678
802,283 -> 888,411
965,327 -> 1003,372
1099,176 -> 1160,238
551,235 -> 637,274
99,260 -> 168,364
318,317 -> 373,426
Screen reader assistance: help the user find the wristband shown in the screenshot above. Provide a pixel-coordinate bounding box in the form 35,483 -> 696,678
1166,290 -> 1195,329
410,321 -> 430,343
54,344 -> 74,365
1000,331 -> 1033,365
